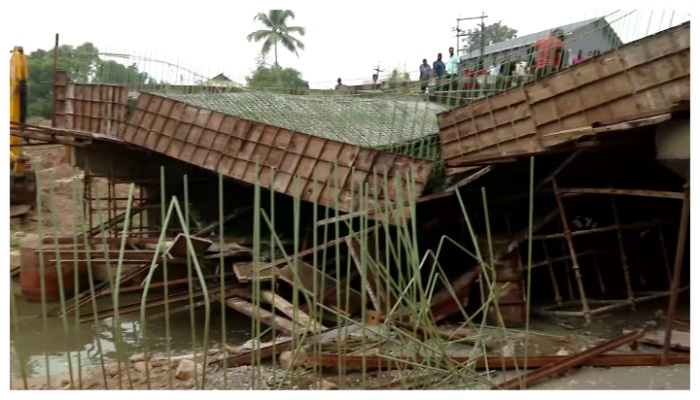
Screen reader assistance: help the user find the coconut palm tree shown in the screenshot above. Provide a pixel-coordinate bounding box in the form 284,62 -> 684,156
247,10 -> 306,66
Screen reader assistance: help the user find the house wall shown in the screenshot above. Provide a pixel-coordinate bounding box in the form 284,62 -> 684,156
460,22 -> 621,68
566,24 -> 622,63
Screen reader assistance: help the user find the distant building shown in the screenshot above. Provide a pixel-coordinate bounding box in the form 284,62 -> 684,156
459,17 -> 623,69
202,73 -> 243,88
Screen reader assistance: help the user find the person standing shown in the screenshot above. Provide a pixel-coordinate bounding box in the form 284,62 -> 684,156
335,78 -> 346,90
419,59 -> 432,93
446,47 -> 461,91
432,53 -> 446,78
532,28 -> 565,79
487,56 -> 501,76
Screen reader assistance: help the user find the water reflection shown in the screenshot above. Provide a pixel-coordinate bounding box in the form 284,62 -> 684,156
10,281 -> 252,380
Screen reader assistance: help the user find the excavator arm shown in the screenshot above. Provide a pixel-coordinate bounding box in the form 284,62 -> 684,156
9,46 -> 35,217
10,46 -> 29,170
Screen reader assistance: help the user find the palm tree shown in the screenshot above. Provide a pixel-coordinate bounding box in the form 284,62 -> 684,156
247,10 -> 306,66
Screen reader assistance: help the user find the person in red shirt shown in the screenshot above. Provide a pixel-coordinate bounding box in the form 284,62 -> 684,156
463,64 -> 485,94
532,28 -> 565,79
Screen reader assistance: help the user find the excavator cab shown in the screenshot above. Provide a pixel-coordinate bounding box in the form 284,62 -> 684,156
10,46 -> 36,217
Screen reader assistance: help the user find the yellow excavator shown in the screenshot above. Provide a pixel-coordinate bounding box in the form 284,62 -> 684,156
10,46 -> 36,217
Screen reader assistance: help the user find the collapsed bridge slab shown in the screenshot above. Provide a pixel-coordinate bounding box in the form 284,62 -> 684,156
120,93 -> 434,213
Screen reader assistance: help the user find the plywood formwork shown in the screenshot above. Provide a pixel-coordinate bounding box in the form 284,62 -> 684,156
437,22 -> 690,172
52,71 -> 129,135
120,93 -> 434,213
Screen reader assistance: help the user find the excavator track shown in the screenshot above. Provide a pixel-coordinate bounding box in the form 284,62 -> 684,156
10,167 -> 36,218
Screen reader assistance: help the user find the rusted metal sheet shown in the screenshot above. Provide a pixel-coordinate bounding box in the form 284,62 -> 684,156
52,71 -> 129,136
478,238 -> 527,327
305,352 -> 690,371
120,93 -> 433,213
438,22 -> 690,171
166,233 -> 212,258
278,261 -> 363,316
493,329 -> 644,390
428,268 -> 481,323
53,71 -> 68,128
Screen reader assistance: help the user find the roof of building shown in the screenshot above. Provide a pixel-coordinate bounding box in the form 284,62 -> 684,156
461,17 -> 611,59
209,73 -> 233,82
158,91 -> 447,149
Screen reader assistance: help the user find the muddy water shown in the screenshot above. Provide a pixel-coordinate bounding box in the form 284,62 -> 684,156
10,281 -> 252,380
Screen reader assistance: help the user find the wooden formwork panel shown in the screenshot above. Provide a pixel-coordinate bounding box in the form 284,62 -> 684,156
52,71 -> 69,129
437,22 -> 690,171
120,93 -> 433,213
52,71 -> 128,136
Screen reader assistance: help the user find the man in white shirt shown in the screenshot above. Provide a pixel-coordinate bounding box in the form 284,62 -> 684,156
487,56 -> 500,90
446,46 -> 461,91
487,56 -> 501,76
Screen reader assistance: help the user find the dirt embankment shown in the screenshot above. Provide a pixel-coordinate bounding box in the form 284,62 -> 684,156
11,143 -> 136,247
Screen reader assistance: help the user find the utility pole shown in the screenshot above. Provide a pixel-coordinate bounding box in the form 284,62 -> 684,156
372,62 -> 384,87
452,16 -> 471,53
458,12 -> 488,65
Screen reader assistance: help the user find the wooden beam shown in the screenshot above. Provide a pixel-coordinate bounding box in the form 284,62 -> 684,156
225,297 -> 302,336
259,226 -> 378,271
232,262 -> 279,283
259,291 -> 326,333
445,166 -> 493,192
220,337 -> 295,368
446,137 -> 639,168
10,129 -> 91,147
540,114 -> 672,145
306,352 -> 690,371
641,330 -> 690,352
346,241 -> 380,312
556,187 -> 685,200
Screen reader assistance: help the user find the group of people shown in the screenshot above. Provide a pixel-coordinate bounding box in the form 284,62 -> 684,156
418,28 -> 599,95
336,28 -> 597,94
419,46 -> 462,92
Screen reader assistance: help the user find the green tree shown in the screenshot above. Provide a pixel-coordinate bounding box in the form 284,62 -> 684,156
386,68 -> 413,93
246,10 -> 306,66
23,42 -> 155,119
387,69 -> 411,84
92,60 -> 156,86
69,42 -> 100,82
464,22 -> 518,53
246,65 -> 309,94
26,49 -> 54,119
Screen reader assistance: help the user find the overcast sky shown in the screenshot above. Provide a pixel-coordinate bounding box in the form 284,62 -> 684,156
2,3 -> 690,89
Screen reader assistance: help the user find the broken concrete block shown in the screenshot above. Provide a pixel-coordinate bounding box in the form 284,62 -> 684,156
10,250 -> 20,268
105,364 -> 120,377
149,357 -> 167,368
309,380 -> 338,390
175,359 -> 202,381
279,348 -> 307,371
501,341 -> 515,358
556,348 -> 570,356
133,361 -> 147,373
183,379 -> 195,389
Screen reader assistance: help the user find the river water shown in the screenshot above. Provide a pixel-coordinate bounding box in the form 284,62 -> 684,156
10,281 -> 252,380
